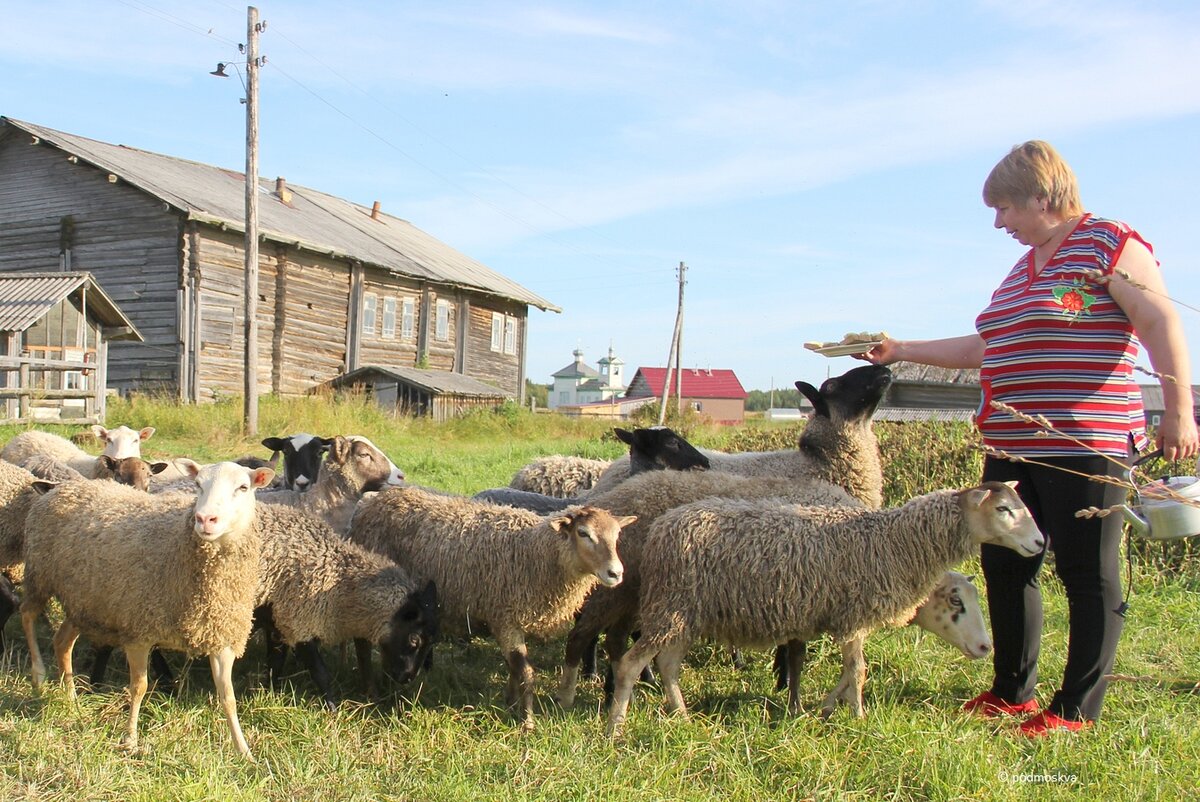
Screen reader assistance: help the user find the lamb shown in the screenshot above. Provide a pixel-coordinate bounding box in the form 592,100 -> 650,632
604,482 -> 1046,737
347,487 -> 635,730
475,426 -> 710,513
1,425 -> 154,479
21,453 -> 170,492
255,435 -> 402,534
253,502 -> 439,708
19,461 -> 275,759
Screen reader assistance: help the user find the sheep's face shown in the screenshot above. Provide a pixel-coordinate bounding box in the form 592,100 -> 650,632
796,364 -> 893,429
342,435 -> 406,491
911,572 -> 992,659
959,480 -> 1045,557
550,507 -> 633,588
379,581 -> 439,685
618,426 -> 710,475
96,455 -> 170,492
261,433 -> 329,491
92,424 -> 155,460
190,461 -> 276,541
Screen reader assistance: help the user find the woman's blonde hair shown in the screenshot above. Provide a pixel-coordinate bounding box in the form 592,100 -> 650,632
982,140 -> 1083,216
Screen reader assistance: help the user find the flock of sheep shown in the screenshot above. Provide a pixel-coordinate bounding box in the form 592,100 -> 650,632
0,363 -> 1046,759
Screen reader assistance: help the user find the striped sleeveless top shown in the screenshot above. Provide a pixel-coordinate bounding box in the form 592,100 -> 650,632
974,214 -> 1149,457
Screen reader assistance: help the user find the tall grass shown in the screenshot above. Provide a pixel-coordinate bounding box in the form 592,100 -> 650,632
1,397 -> 1199,801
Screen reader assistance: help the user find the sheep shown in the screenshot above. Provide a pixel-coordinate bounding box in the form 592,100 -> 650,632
21,453 -> 170,492
475,426 -> 710,513
554,470 -> 861,708
1,425 -> 154,479
255,435 -> 402,534
508,455 -> 610,497
347,486 -> 635,730
252,502 -> 439,708
19,460 -> 275,759
603,482 -> 1046,737
770,570 -> 991,691
0,460 -> 41,644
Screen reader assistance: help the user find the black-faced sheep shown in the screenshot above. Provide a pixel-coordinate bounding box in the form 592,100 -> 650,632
347,487 -> 634,730
20,461 -> 275,759
255,435 -> 402,534
253,502 -> 439,708
1,425 -> 154,479
261,433 -> 330,491
604,482 -> 1046,737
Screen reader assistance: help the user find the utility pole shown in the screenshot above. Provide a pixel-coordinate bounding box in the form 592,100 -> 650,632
658,261 -> 687,426
243,6 -> 262,436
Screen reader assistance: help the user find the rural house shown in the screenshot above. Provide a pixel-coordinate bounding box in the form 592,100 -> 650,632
0,117 -> 559,406
625,366 -> 748,425
549,346 -> 626,409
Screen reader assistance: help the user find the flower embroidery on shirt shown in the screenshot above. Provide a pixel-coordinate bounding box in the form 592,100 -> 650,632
1052,279 -> 1096,320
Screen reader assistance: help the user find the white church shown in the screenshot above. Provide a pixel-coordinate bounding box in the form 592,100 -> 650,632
549,347 -> 626,409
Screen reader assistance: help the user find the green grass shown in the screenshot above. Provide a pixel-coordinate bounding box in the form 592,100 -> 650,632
2,397 -> 1199,800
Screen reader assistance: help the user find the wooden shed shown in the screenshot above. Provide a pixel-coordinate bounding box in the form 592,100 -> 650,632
321,365 -> 512,423
0,117 -> 559,404
0,271 -> 142,422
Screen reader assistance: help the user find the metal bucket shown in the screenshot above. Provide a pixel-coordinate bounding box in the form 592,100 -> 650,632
1121,449 -> 1200,541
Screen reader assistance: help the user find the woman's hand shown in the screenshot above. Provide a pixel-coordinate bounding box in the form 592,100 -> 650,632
857,339 -> 902,366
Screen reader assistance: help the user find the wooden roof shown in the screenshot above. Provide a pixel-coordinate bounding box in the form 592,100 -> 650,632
324,365 -> 511,399
0,271 -> 142,340
2,117 -> 559,313
888,362 -> 980,385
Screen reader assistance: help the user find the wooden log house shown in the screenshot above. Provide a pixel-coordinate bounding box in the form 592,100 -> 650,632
0,117 -> 559,407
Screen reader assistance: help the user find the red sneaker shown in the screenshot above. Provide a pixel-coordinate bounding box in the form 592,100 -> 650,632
1018,710 -> 1090,737
962,690 -> 1040,718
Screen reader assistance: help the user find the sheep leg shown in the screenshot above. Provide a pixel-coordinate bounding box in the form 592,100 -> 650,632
20,604 -> 46,689
294,639 -> 338,711
264,627 -> 289,689
52,620 -> 81,700
655,640 -> 690,716
819,636 -> 867,719
784,639 -> 808,715
354,637 -> 377,699
120,645 -> 150,752
0,575 -> 18,647
602,617 -> 648,708
210,645 -> 254,760
89,644 -> 116,688
149,649 -> 176,694
501,636 -> 535,731
581,634 -> 600,679
605,635 -> 663,739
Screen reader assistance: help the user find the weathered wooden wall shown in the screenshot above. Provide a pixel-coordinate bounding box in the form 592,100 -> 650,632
0,130 -> 181,393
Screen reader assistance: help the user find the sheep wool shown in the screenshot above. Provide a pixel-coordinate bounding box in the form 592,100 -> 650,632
508,455 -> 610,498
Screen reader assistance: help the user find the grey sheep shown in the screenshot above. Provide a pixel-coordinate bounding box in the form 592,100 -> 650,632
20,461 -> 276,759
604,482 -> 1046,737
477,426 -> 710,513
2,425 -> 155,479
507,454 -> 610,497
255,435 -> 402,534
348,486 -> 634,730
253,503 -> 439,709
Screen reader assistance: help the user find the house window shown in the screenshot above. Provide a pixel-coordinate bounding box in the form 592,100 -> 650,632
435,299 -> 450,341
503,316 -> 517,355
559,391 -> 570,405
382,297 -> 397,339
401,298 -> 415,340
363,294 -> 377,336
491,312 -> 503,352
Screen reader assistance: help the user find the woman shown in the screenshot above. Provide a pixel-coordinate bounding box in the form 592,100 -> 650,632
863,140 -> 1197,736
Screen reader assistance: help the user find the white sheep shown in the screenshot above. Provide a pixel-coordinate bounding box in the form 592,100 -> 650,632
1,425 -> 154,479
348,487 -> 634,730
604,482 -> 1045,737
507,455 -> 610,497
20,460 -> 275,759
253,503 -> 439,708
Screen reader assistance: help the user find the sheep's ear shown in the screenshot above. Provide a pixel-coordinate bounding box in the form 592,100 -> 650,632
267,451 -> 282,469
548,515 -> 572,534
261,436 -> 286,451
91,424 -> 109,441
960,487 -> 990,509
99,455 -> 118,471
149,461 -> 171,475
419,580 -> 438,609
615,515 -> 638,529
329,436 -> 351,463
138,427 -> 155,442
1003,480 -> 1019,490
965,574 -> 976,582
31,480 -> 59,495
613,428 -> 634,446
175,458 -> 202,479
249,467 -> 276,489
795,381 -> 829,418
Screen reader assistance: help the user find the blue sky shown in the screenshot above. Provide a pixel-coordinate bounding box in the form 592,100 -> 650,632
3,0 -> 1198,394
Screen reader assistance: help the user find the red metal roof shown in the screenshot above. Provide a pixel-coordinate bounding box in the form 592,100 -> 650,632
628,367 -> 747,399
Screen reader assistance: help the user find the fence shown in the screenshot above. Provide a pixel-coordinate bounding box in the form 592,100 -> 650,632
0,354 -> 104,424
